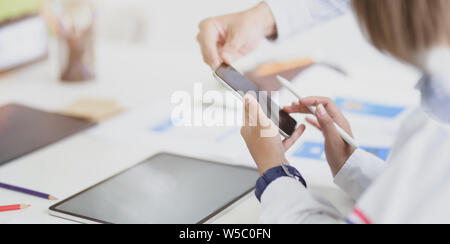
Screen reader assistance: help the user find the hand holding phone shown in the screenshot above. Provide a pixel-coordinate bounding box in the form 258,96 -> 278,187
213,64 -> 298,137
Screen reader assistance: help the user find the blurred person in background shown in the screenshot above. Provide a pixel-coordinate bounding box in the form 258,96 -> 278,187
197,0 -> 450,224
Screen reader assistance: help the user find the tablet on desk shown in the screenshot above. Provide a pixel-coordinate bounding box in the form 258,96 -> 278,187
49,153 -> 260,224
0,104 -> 95,166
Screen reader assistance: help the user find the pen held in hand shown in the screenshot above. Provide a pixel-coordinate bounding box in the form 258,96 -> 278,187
276,75 -> 359,149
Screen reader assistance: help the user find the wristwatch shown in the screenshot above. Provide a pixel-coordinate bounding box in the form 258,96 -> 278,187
255,163 -> 307,202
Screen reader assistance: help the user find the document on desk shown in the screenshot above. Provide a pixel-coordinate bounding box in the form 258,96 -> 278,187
88,102 -> 255,168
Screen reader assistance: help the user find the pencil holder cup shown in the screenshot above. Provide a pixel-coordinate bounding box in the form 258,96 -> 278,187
55,0 -> 96,82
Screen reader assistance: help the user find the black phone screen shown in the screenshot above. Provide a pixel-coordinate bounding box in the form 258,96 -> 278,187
215,64 -> 297,137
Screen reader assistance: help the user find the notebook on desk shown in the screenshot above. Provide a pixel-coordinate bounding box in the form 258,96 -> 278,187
0,104 -> 95,166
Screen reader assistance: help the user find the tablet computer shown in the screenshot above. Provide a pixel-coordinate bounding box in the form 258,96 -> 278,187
0,104 -> 95,166
49,153 -> 260,224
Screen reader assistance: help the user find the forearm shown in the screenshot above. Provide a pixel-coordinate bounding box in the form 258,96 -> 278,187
265,0 -> 351,41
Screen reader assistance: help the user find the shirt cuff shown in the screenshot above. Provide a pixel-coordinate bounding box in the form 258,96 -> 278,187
264,0 -> 351,42
255,165 -> 307,202
334,148 -> 386,200
264,0 -> 313,42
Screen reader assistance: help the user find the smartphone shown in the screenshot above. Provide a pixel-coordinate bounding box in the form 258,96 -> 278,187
213,64 -> 298,138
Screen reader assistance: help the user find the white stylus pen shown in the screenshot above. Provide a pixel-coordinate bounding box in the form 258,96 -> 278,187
277,76 -> 359,149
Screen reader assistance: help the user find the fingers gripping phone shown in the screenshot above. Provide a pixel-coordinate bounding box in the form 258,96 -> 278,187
213,64 -> 298,138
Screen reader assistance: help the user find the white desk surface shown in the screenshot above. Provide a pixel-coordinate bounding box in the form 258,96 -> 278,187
0,0 -> 420,224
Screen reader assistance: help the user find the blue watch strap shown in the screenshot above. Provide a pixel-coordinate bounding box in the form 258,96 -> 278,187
255,164 -> 307,202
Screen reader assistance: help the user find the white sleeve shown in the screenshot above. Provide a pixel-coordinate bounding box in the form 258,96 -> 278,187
260,177 -> 344,224
259,149 -> 386,224
265,0 -> 351,41
334,149 -> 386,201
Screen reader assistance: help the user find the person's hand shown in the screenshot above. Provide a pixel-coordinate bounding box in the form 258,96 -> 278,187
197,2 -> 276,69
284,97 -> 356,177
241,94 -> 306,175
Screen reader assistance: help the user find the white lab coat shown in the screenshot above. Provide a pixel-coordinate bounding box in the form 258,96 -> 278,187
260,0 -> 450,224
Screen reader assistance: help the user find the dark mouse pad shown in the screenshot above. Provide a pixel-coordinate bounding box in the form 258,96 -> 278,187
0,104 -> 95,166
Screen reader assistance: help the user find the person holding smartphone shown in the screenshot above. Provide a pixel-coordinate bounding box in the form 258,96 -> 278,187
197,0 -> 450,224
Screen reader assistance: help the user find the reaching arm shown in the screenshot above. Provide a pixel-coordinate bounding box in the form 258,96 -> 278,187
197,0 -> 351,69
265,0 -> 351,41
